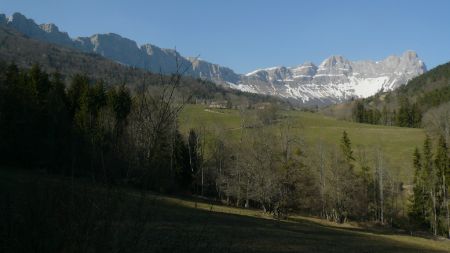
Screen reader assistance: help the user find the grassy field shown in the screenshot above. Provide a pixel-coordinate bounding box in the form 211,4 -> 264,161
179,105 -> 425,184
1,168 -> 449,253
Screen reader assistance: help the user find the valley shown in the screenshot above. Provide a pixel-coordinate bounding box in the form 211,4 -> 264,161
0,3 -> 449,252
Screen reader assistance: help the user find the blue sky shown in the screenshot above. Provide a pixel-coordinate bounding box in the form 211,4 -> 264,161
1,0 -> 449,73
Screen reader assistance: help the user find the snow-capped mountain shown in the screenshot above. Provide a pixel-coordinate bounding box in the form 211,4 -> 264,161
0,12 -> 426,105
235,52 -> 426,104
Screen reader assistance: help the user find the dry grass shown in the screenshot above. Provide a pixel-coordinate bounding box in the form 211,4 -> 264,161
1,168 -> 449,252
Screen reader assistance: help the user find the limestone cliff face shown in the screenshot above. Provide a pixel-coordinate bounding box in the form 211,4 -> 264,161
2,12 -> 427,105
239,51 -> 426,104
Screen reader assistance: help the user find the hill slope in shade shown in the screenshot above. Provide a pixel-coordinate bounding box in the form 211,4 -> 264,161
0,24 -> 286,108
2,168 -> 449,253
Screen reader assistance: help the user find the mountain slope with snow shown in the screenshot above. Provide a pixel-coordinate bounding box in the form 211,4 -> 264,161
0,12 -> 427,105
237,52 -> 426,105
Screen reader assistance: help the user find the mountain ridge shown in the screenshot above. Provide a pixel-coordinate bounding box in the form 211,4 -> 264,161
240,51 -> 426,104
0,12 -> 427,105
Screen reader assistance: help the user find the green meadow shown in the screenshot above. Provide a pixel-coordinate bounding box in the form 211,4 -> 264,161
179,105 -> 425,184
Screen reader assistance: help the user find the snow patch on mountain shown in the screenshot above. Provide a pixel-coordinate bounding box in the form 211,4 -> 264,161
1,12 -> 427,106
236,52 -> 426,105
349,76 -> 389,97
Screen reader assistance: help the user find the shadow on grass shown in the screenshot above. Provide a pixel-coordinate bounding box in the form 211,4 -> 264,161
161,205 -> 449,253
0,168 -> 448,253
288,215 -> 446,241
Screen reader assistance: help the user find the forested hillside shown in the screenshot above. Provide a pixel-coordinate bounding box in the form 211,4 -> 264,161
323,61 -> 450,134
0,25 -> 285,109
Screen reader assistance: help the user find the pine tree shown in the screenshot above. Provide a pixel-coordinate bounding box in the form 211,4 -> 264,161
108,85 -> 132,139
340,131 -> 355,170
381,105 -> 389,125
67,74 -> 89,118
397,97 -> 411,127
30,64 -> 51,108
46,72 -> 70,173
173,131 -> 191,190
410,147 -> 427,228
411,103 -> 422,128
423,135 -> 438,235
352,101 -> 365,123
336,131 -> 359,222
435,136 -> 449,237
188,129 -> 202,193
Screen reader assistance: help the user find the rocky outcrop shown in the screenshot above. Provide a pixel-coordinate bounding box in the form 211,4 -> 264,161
238,51 -> 426,104
1,12 -> 427,105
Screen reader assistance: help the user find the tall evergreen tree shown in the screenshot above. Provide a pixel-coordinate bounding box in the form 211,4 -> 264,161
340,131 -> 355,170
352,101 -> 365,123
423,135 -> 439,235
435,135 -> 449,237
46,73 -> 70,173
173,131 -> 192,191
411,103 -> 422,128
410,147 -> 427,228
188,129 -> 203,193
108,85 -> 132,139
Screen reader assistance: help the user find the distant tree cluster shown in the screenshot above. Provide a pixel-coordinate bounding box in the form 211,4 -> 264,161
352,101 -> 383,125
352,97 -> 421,128
409,135 -> 449,237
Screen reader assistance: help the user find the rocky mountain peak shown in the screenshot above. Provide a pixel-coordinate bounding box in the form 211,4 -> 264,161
39,23 -> 59,33
291,62 -> 317,76
9,12 -> 28,23
7,12 -> 40,34
402,50 -> 418,60
141,44 -> 157,55
319,55 -> 350,67
237,51 -> 426,104
88,33 -> 139,49
1,12 -> 428,106
4,12 -> 73,46
301,61 -> 317,68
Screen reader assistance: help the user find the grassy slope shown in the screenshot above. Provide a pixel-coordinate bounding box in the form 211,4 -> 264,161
1,168 -> 448,253
162,196 -> 450,253
180,105 -> 425,184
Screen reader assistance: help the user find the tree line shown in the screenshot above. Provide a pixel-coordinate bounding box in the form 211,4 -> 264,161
409,135 -> 449,237
212,129 -> 404,224
352,98 -> 421,128
0,63 -> 201,192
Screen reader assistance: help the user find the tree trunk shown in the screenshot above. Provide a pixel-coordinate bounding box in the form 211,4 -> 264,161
378,150 -> 384,224
444,174 -> 450,238
431,189 -> 437,236
245,178 -> 250,208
